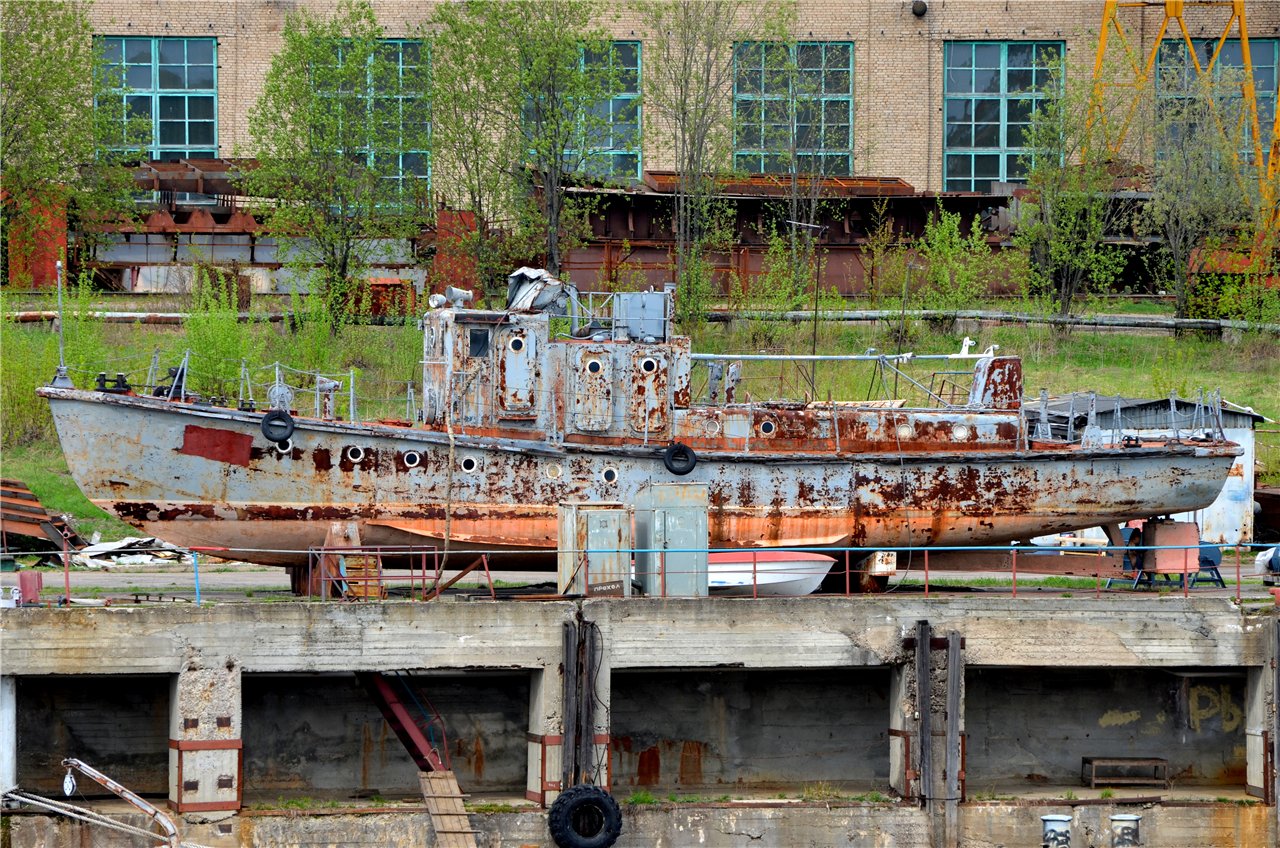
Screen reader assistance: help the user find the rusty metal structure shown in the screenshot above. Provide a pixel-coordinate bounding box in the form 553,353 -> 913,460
562,171 -> 1005,296
39,268 -> 1240,577
1091,0 -> 1280,260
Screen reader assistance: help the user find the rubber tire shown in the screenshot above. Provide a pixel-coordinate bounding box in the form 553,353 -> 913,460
261,409 -> 295,443
548,784 -> 622,848
662,442 -> 697,476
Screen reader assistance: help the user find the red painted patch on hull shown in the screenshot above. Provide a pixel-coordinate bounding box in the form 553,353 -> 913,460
178,424 -> 253,467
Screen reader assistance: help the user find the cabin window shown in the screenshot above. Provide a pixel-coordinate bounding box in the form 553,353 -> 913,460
469,328 -> 490,358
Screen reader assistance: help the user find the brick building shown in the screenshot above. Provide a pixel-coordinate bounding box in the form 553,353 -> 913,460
85,0 -> 1280,193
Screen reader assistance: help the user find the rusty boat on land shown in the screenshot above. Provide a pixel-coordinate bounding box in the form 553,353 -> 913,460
40,269 -> 1241,575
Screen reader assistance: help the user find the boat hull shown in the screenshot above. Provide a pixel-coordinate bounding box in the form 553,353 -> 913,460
707,552 -> 835,596
42,389 -> 1241,568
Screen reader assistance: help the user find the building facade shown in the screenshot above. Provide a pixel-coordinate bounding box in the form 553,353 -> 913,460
85,0 -> 1280,194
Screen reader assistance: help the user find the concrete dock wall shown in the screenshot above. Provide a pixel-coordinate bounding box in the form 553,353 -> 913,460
2,596 -> 1276,845
5,802 -> 1274,848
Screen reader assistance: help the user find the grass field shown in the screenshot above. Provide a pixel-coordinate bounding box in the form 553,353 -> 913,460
2,309 -> 1276,542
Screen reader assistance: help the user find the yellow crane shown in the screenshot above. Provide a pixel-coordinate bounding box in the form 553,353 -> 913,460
1091,0 -> 1278,267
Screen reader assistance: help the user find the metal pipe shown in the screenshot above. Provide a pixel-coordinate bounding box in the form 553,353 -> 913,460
692,352 -> 973,363
60,758 -> 180,848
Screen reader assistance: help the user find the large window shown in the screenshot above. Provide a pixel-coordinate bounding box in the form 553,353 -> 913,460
943,41 -> 1061,192
371,40 -> 430,193
733,41 -> 854,176
98,36 -> 217,160
582,41 -> 641,180
316,39 -> 430,194
1155,38 -> 1278,163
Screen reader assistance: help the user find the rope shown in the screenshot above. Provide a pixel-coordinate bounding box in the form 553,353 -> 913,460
2,790 -> 171,843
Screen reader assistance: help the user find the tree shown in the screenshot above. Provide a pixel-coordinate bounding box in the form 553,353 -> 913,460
636,0 -> 779,299
429,0 -> 620,281
426,3 -> 522,295
241,0 -> 431,323
1142,67 -> 1252,320
1014,60 -> 1126,317
0,0 -> 141,284
918,206 -> 991,312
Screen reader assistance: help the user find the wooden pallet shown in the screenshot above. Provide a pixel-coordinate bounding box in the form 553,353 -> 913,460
1,478 -> 84,557
418,771 -> 477,848
342,555 -> 386,600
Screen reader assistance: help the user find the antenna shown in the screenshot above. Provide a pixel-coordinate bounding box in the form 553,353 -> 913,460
51,260 -> 74,388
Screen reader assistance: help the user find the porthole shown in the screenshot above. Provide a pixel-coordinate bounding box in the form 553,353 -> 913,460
640,357 -> 658,374
586,359 -> 603,374
545,463 -> 563,480
601,467 -> 618,484
509,337 -> 525,353
758,419 -> 776,436
460,456 -> 479,474
402,450 -> 422,469
895,424 -> 914,440
274,439 -> 293,455
703,419 -> 722,437
951,424 -> 971,440
345,446 -> 366,463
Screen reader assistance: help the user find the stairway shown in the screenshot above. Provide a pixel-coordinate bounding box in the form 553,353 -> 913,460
356,672 -> 475,847
355,671 -> 449,772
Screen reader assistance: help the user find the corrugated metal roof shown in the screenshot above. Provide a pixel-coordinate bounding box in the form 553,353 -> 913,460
1026,393 -> 1265,428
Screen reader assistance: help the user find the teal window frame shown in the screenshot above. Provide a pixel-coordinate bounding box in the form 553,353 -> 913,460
320,38 -> 430,195
733,41 -> 854,176
1155,37 -> 1278,165
580,40 -> 643,182
943,41 -> 1062,193
97,36 -> 218,161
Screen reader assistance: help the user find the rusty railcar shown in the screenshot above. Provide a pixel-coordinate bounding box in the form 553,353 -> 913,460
39,269 -> 1240,571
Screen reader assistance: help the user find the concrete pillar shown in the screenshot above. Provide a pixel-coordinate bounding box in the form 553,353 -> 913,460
168,661 -> 241,815
526,665 -> 563,807
888,665 -> 913,799
1,676 -> 15,798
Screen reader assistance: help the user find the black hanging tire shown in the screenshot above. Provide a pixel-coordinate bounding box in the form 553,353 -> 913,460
261,409 -> 295,443
548,784 -> 622,848
662,442 -> 697,476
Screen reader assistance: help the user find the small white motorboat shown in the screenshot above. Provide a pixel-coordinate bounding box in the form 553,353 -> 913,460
707,551 -> 836,597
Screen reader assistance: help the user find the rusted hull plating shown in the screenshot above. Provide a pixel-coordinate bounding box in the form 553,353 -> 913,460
42,389 -> 1239,568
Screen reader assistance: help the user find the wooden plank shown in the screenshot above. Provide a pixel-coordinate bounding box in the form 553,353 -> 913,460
418,771 -> 477,848
944,631 -> 962,848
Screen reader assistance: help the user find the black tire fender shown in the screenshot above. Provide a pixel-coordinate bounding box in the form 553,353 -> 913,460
261,409 -> 295,443
548,784 -> 622,848
662,442 -> 697,476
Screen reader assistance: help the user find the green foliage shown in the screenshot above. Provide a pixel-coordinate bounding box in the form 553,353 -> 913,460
636,1 -> 785,301
799,781 -> 844,802
0,0 -> 144,281
242,0 -> 430,324
674,246 -> 717,331
429,0 -> 621,278
1141,69 -> 1252,319
625,789 -> 657,805
862,197 -> 903,307
917,207 -> 990,312
0,317 -> 58,448
184,267 -> 266,399
1014,59 -> 1126,316
277,292 -> 343,374
1187,272 -> 1280,325
1,442 -> 134,540
750,230 -> 809,311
